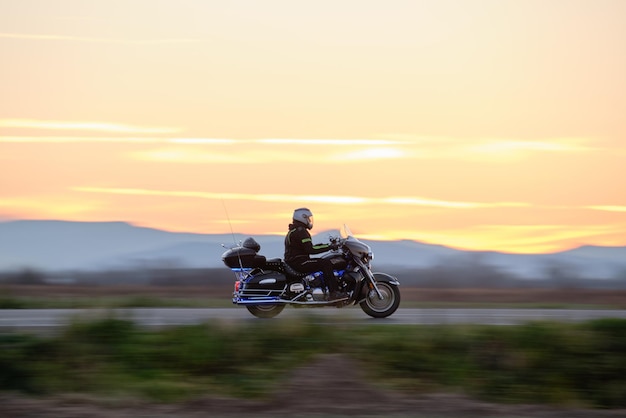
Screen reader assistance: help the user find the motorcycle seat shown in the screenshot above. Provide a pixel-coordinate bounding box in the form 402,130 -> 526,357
281,262 -> 309,278
262,258 -> 309,278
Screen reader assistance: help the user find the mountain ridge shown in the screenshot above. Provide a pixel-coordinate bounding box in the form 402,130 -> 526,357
1,220 -> 625,279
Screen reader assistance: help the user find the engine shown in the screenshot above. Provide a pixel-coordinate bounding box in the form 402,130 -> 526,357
303,273 -> 327,300
286,274 -> 327,301
309,287 -> 326,301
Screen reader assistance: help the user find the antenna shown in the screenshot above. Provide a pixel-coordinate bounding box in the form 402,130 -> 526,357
221,199 -> 238,246
221,199 -> 245,272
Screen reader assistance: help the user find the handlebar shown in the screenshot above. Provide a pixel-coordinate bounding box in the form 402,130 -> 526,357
329,235 -> 345,250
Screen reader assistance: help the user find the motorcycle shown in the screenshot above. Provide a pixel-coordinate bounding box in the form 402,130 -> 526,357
221,225 -> 400,318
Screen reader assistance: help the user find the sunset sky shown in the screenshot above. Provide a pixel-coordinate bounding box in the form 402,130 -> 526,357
1,0 -> 625,254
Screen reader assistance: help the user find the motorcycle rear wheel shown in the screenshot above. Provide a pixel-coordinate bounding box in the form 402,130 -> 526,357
246,304 -> 285,318
360,282 -> 400,318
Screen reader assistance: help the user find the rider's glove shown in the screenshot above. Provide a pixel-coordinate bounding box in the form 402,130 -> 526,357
329,241 -> 340,251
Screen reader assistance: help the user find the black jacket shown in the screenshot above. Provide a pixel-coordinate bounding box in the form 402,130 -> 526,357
284,221 -> 331,263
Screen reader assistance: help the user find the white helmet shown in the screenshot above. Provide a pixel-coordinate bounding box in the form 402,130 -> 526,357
293,207 -> 314,229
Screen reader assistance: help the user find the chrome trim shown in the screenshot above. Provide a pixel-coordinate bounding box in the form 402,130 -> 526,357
236,283 -> 287,299
234,298 -> 349,306
234,297 -> 282,305
289,291 -> 308,302
234,289 -> 353,306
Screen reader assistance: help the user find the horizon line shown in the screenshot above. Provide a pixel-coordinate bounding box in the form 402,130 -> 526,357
1,217 -> 622,255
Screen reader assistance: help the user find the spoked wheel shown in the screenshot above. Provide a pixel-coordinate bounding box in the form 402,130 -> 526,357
360,282 -> 400,318
246,304 -> 285,318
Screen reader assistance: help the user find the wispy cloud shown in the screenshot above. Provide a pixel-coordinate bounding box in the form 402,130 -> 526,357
437,139 -> 594,161
1,128 -> 594,156
72,186 -> 528,209
73,185 -> 623,215
333,148 -> 406,161
0,136 -> 166,143
0,136 -> 236,144
586,205 -> 626,213
127,148 -> 245,163
259,139 -> 399,145
382,197 -> 529,209
72,187 -> 368,205
376,135 -> 597,160
466,140 -> 591,154
1,135 -> 408,163
2,128 -> 602,165
0,33 -> 205,45
128,145 -> 408,163
168,138 -> 236,144
0,119 -> 180,134
0,131 -> 399,147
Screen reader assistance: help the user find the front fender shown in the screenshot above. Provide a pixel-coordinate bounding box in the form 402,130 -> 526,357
373,272 -> 400,286
356,272 -> 400,301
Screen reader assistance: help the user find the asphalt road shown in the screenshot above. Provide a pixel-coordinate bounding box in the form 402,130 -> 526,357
2,307 -> 626,330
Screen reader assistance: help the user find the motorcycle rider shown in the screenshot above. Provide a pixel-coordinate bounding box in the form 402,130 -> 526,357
284,208 -> 347,301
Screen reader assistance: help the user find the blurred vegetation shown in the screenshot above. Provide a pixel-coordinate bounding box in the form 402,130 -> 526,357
1,318 -> 626,408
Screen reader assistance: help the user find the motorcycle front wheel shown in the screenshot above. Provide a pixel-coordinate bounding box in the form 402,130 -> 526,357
246,304 -> 285,318
360,282 -> 400,318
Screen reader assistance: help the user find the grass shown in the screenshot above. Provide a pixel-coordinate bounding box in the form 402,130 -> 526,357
2,317 -> 626,408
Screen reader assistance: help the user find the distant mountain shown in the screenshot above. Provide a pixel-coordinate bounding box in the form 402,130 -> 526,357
1,220 -> 625,280
0,220 -> 227,271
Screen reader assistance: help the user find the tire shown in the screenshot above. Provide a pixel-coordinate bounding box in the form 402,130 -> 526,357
246,304 -> 285,318
360,281 -> 400,318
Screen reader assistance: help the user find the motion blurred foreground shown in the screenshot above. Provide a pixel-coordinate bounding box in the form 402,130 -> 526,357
2,317 -> 626,417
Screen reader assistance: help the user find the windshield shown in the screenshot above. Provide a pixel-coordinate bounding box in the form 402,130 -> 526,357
340,224 -> 353,239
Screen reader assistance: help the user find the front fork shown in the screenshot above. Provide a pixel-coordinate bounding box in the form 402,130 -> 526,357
356,259 -> 384,300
